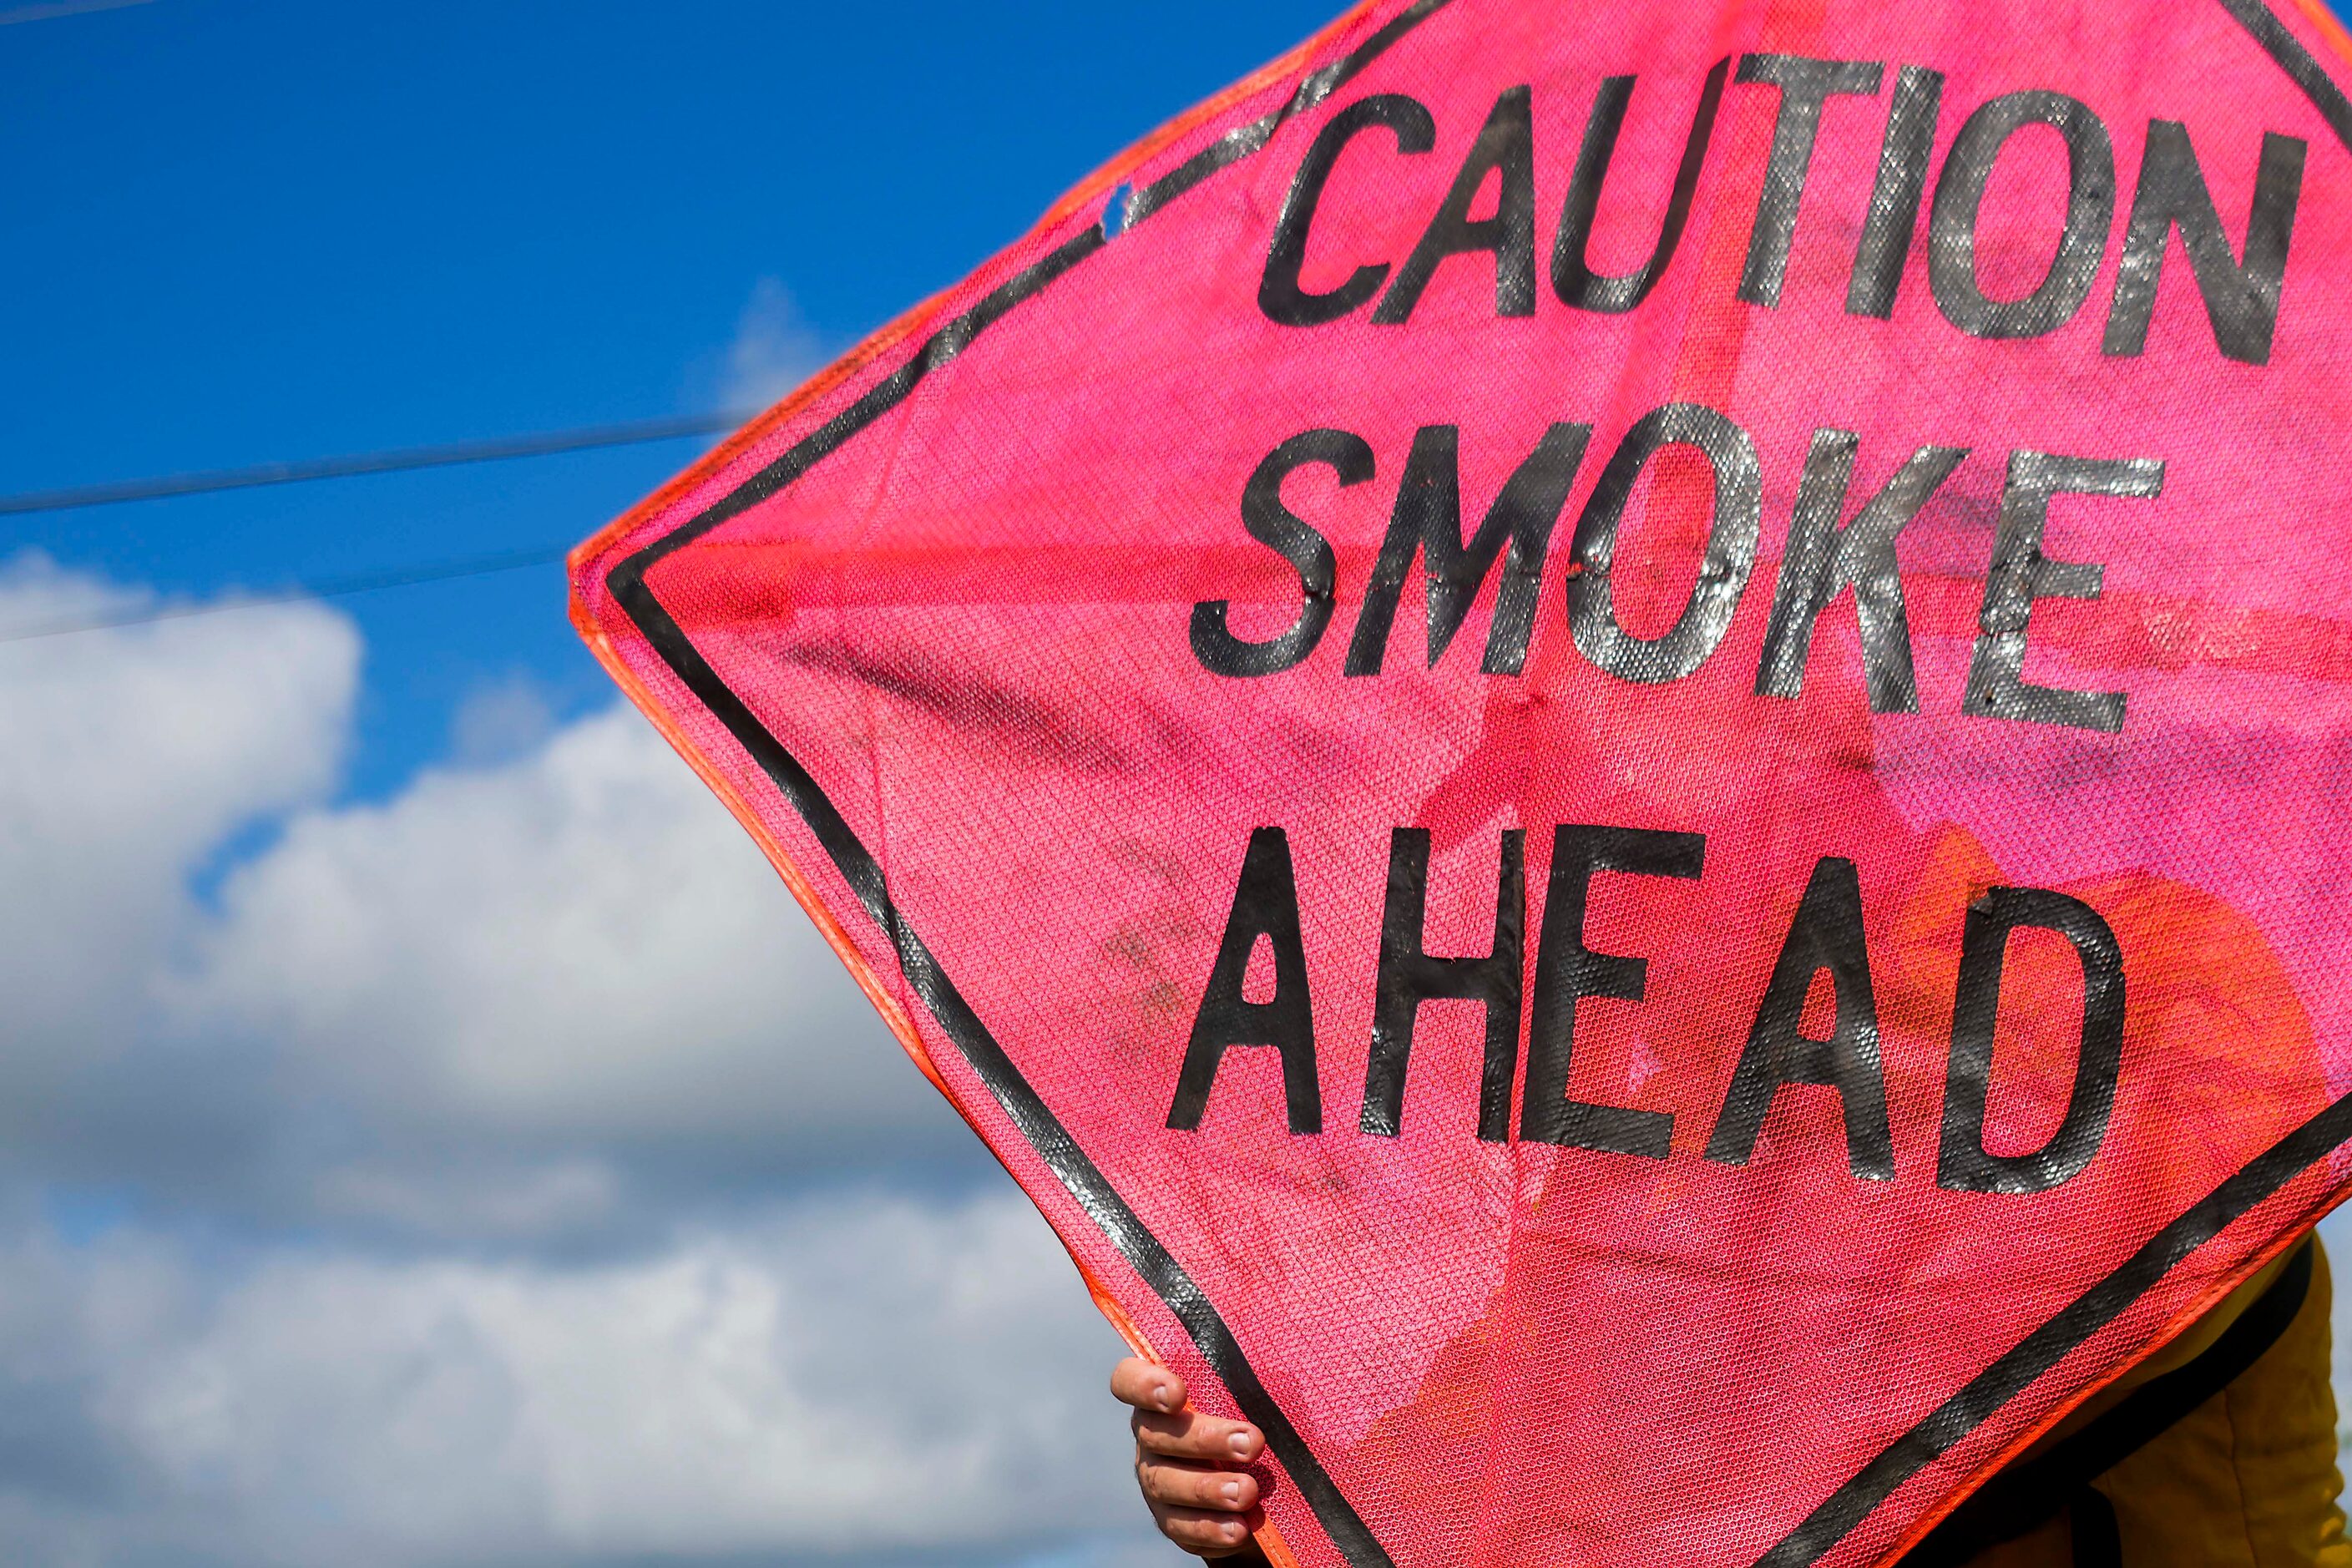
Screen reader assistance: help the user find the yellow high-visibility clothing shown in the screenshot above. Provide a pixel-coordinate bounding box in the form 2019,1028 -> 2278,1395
1904,1238 -> 2349,1568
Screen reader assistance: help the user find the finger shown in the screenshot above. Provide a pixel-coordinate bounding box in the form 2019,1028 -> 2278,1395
1151,1501 -> 1257,1556
1133,1407 -> 1265,1464
1138,1454 -> 1260,1512
1110,1357 -> 1186,1414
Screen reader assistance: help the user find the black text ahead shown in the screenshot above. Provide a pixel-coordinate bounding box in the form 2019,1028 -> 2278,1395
1168,824 -> 2123,1198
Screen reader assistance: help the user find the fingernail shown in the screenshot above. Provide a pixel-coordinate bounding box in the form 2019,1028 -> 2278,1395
1221,1480 -> 1243,1504
1228,1432 -> 1253,1457
1153,1383 -> 1175,1412
1223,1521 -> 1243,1540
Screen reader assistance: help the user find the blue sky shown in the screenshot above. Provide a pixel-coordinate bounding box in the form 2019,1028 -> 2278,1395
0,0 -> 1344,801
0,4 -> 1368,1562
4,2 -> 2352,1565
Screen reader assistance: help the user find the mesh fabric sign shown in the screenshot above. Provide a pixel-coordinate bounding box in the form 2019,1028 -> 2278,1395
570,2 -> 2352,1561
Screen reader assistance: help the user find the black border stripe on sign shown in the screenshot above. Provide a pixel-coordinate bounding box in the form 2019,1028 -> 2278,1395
1753,6 -> 2352,1561
609,561 -> 1393,1568
1127,0 -> 1457,224
2215,0 -> 2352,152
1899,1240 -> 2314,1567
598,4 -> 2352,1566
1752,1092 -> 2352,1567
604,8 -> 1454,1566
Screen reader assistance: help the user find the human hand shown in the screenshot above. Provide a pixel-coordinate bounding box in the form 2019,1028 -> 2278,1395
1110,1356 -> 1268,1560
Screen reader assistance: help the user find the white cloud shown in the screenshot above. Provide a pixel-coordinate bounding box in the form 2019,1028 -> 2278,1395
0,556 -> 354,1090
0,1190 -> 1147,1567
446,673 -> 559,768
2322,1206 -> 2352,1448
0,552 -> 969,1232
721,276 -> 824,416
0,556 -> 1158,1566
24,547 -> 2351,1568
183,702 -> 955,1164
304,1158 -> 626,1247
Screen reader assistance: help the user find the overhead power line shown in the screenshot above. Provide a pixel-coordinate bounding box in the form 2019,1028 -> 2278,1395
0,408 -> 756,642
0,410 -> 745,518
0,543 -> 573,645
0,0 -> 154,25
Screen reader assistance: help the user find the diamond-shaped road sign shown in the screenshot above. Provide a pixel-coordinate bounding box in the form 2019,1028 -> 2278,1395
570,1 -> 2352,1562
